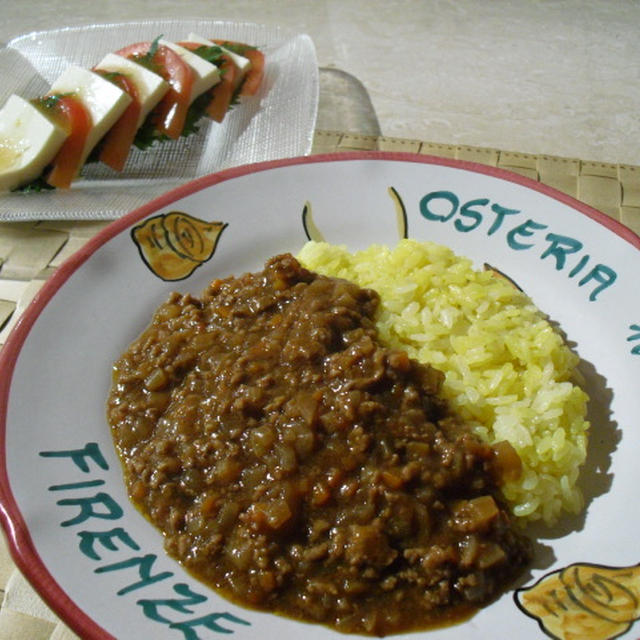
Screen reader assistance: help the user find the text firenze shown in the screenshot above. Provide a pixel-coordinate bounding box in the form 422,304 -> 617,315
39,442 -> 251,639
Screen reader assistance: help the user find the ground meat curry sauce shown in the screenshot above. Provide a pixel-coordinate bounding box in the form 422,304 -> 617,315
107,254 -> 531,636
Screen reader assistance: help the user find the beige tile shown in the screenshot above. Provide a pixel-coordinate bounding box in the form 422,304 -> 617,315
620,206 -> 640,237
580,161 -> 619,178
0,231 -> 68,281
0,279 -> 46,348
537,156 -> 580,198
619,165 -> 640,208
0,300 -> 15,333
0,536 -> 14,593
2,571 -> 56,623
0,608 -> 56,640
49,623 -> 81,640
577,174 -> 621,218
337,133 -> 378,151
311,130 -> 344,154
377,137 -> 421,153
456,146 -> 499,167
499,151 -> 539,170
418,142 -> 457,159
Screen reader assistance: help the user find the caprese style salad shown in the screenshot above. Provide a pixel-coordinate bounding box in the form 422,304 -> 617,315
0,34 -> 264,193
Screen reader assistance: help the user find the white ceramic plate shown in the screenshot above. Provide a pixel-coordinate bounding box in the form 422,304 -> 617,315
1,153 -> 640,640
0,20 -> 318,221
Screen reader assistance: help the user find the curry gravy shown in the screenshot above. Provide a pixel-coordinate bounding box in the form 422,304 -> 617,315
107,254 -> 530,636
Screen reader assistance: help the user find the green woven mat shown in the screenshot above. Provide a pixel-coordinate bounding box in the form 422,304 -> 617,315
1,129 -> 640,639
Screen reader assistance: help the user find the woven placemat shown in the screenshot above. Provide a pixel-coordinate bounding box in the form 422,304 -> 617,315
1,129 -> 640,639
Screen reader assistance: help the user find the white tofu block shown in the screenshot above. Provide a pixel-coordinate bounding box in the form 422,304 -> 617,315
187,32 -> 251,89
0,95 -> 67,191
49,65 -> 132,165
159,39 -> 220,103
94,53 -> 170,128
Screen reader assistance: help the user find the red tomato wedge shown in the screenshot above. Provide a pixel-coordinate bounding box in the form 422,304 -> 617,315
176,42 -> 236,123
93,70 -> 141,171
32,95 -> 91,189
116,42 -> 194,139
239,48 -> 264,96
176,41 -> 201,51
205,55 -> 237,122
213,40 -> 264,96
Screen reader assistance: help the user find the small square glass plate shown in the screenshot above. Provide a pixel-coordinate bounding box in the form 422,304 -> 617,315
0,19 -> 318,220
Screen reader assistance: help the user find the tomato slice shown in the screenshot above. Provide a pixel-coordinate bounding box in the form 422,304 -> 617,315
93,70 -> 141,171
239,48 -> 264,96
32,95 -> 91,189
213,40 -> 264,96
176,41 -> 201,52
205,54 -> 237,122
176,42 -> 235,122
116,42 -> 194,139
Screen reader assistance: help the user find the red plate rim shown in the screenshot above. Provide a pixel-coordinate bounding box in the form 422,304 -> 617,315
0,150 -> 638,639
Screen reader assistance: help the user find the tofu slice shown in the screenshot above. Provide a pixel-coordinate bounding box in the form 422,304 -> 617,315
158,39 -> 220,103
186,33 -> 251,90
48,66 -> 132,166
0,95 -> 67,192
93,53 -> 169,128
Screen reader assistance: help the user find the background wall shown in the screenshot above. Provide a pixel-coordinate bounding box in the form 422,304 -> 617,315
1,0 -> 638,164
